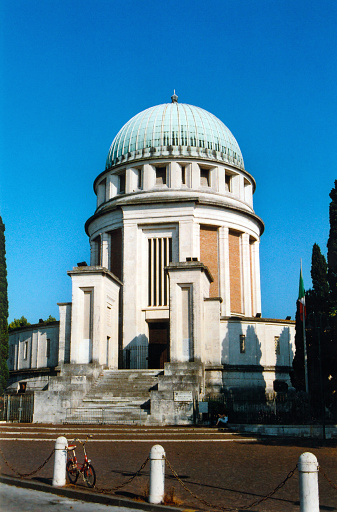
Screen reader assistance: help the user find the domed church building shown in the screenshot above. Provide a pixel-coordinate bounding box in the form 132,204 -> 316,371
7,94 -> 295,424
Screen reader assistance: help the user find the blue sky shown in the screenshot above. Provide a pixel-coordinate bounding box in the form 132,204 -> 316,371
1,0 -> 336,324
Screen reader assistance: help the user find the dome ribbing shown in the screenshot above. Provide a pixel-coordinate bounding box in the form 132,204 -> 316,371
105,103 -> 244,170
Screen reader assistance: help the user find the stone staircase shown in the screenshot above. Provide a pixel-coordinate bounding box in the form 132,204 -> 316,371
64,369 -> 162,425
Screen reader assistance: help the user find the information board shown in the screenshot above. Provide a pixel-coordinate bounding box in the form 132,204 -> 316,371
174,391 -> 193,402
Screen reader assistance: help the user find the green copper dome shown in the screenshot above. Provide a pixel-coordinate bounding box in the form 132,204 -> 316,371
105,99 -> 244,170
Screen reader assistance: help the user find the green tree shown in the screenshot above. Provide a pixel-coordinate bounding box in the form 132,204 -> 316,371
326,180 -> 337,410
328,180 -> 337,312
44,315 -> 56,324
8,316 -> 31,331
292,244 -> 330,399
0,217 -> 9,394
310,243 -> 329,312
38,315 -> 56,324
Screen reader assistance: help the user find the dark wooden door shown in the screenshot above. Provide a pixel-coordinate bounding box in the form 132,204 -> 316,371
148,322 -> 169,369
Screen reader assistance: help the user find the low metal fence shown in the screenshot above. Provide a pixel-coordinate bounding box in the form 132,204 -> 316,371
202,392 -> 337,425
65,407 -> 146,424
123,345 -> 148,369
3,393 -> 34,422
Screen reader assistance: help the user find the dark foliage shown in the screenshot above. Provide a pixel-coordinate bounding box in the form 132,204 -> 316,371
328,180 -> 337,310
0,217 -> 9,394
8,316 -> 31,331
293,182 -> 337,419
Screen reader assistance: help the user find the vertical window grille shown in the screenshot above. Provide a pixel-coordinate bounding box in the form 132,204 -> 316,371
275,336 -> 280,355
119,173 -> 125,194
148,237 -> 172,306
23,341 -> 28,360
46,338 -> 51,358
181,165 -> 186,185
240,334 -> 246,353
137,169 -> 142,189
83,291 -> 93,340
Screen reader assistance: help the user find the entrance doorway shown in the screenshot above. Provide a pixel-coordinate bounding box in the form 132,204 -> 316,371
148,322 -> 169,369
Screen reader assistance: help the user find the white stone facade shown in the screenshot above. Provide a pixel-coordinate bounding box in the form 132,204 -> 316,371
7,98 -> 296,423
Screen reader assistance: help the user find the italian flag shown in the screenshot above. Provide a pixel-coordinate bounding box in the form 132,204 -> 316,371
298,266 -> 306,321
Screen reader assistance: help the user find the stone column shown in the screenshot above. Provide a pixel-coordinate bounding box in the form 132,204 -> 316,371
191,161 -> 200,189
169,161 -> 181,188
101,233 -> 110,269
217,165 -> 226,194
143,164 -> 155,190
241,233 -> 252,317
90,239 -> 97,266
126,167 -> 135,193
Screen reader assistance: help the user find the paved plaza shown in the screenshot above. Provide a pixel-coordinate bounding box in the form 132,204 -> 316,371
0,424 -> 336,512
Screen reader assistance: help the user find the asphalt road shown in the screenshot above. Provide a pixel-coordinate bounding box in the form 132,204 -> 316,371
0,424 -> 336,512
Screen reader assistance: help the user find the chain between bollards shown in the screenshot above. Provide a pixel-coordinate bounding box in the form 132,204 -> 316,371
165,456 -> 298,512
93,456 -> 149,494
0,445 -> 55,478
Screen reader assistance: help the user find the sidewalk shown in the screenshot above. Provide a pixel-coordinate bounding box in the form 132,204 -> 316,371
0,476 -> 186,512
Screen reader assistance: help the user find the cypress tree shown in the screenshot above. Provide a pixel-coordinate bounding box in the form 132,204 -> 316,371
292,244 -> 329,396
328,180 -> 337,311
0,217 -> 9,394
326,181 -> 337,410
311,243 -> 329,312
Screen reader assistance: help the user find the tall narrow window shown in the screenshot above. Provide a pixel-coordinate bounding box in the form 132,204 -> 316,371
225,173 -> 232,192
107,304 -> 112,327
148,237 -> 172,306
181,165 -> 186,185
23,340 -> 28,360
83,291 -> 93,340
137,169 -> 142,190
275,336 -> 280,355
46,338 -> 51,358
93,235 -> 101,266
181,286 -> 193,361
240,334 -> 246,353
119,173 -> 125,194
200,168 -> 210,187
97,178 -> 106,205
155,167 -> 166,185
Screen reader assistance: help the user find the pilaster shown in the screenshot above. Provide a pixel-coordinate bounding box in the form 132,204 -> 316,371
251,240 -> 262,316
241,233 -> 252,317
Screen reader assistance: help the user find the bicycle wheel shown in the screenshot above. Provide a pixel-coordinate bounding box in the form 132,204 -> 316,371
83,463 -> 96,487
66,459 -> 79,484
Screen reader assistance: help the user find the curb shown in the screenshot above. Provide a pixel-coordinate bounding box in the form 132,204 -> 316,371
0,475 -> 195,512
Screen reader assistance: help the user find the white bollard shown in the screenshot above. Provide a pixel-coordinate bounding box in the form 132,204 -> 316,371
298,452 -> 319,512
149,444 -> 166,504
52,436 -> 68,487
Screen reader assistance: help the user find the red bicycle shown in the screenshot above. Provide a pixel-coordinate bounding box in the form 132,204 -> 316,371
66,435 -> 96,487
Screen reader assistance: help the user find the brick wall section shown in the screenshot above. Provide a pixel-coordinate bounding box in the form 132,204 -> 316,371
109,228 -> 122,280
200,225 -> 218,297
229,230 -> 242,313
